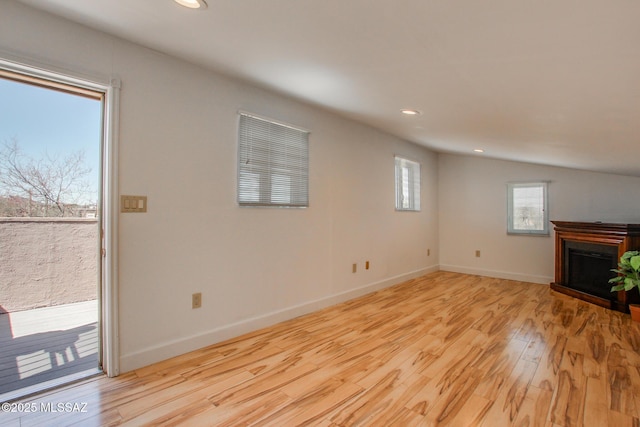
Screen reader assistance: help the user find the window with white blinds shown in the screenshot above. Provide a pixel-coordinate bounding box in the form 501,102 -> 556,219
395,156 -> 421,211
238,113 -> 309,207
507,182 -> 549,235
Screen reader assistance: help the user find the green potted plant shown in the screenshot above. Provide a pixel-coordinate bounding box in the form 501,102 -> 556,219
609,250 -> 640,321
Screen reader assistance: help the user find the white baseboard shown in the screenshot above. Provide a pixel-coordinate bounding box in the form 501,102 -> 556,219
438,264 -> 552,285
119,265 -> 439,372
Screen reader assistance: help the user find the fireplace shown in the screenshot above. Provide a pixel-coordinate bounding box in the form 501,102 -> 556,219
551,221 -> 640,312
564,241 -> 618,301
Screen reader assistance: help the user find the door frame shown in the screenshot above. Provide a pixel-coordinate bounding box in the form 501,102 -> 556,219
0,55 -> 120,377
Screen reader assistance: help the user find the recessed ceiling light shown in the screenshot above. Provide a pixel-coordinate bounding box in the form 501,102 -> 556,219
174,0 -> 208,9
473,149 -> 485,153
401,109 -> 421,116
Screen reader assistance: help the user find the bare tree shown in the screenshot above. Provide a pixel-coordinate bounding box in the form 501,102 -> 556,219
0,138 -> 94,217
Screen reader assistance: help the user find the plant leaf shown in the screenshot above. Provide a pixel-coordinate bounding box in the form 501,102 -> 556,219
625,277 -> 636,291
630,255 -> 640,271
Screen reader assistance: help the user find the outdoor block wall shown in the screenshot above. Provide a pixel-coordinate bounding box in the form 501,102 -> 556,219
0,218 -> 98,313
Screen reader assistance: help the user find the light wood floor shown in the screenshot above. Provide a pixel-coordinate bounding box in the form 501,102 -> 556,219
2,272 -> 640,426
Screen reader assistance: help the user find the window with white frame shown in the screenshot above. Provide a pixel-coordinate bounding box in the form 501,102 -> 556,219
395,156 -> 421,211
507,182 -> 549,235
238,113 -> 309,207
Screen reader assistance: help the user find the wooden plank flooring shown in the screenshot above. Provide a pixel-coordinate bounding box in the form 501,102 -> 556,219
2,272 -> 639,426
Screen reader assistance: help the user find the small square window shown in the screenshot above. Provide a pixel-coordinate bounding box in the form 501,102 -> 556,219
507,182 -> 549,235
395,156 -> 421,211
238,113 -> 309,207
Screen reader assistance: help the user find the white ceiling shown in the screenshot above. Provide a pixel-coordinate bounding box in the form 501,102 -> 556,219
18,0 -> 640,176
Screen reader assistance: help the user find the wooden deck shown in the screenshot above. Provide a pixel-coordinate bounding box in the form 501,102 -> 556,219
2,272 -> 640,426
0,300 -> 100,401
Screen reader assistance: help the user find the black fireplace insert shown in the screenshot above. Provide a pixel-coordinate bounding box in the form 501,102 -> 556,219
564,241 -> 618,301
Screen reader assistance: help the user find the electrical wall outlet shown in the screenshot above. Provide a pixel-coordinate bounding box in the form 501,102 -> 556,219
366,261 -> 370,270
192,292 -> 202,309
475,250 -> 481,257
352,263 -> 357,273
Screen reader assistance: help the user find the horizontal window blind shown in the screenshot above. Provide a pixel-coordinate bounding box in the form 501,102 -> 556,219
238,113 -> 309,207
395,156 -> 421,211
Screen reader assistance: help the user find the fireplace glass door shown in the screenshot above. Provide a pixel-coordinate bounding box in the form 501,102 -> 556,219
564,241 -> 618,301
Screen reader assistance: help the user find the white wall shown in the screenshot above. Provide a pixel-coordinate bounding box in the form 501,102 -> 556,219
438,154 -> 640,284
1,1 -> 438,371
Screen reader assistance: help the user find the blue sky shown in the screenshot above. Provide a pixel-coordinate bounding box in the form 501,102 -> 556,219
0,77 -> 102,199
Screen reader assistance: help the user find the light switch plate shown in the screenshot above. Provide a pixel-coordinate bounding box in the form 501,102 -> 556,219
121,195 -> 147,213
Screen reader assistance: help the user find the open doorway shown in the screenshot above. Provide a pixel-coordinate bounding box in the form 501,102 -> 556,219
0,69 -> 104,400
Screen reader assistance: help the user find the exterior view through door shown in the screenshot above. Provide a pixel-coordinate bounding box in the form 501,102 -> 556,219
0,71 -> 103,400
